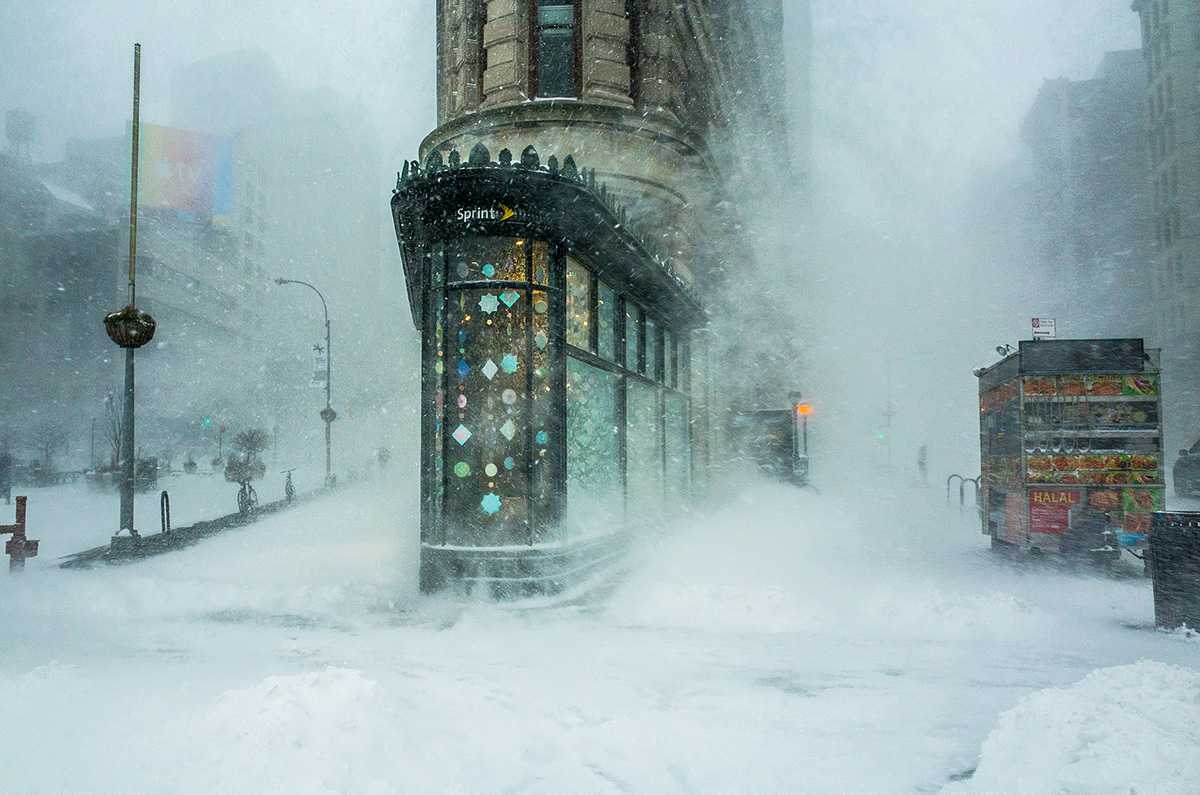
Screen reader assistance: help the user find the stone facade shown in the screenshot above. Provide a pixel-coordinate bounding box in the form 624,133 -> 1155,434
1132,0 -> 1200,445
429,0 -> 792,290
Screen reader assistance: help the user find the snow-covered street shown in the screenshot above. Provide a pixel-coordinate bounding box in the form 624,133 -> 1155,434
2,478 -> 1195,794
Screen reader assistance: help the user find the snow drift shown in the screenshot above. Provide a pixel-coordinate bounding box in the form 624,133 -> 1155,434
948,660 -> 1200,795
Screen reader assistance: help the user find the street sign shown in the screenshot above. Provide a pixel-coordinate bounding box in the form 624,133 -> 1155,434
312,344 -> 328,389
1031,317 -> 1056,339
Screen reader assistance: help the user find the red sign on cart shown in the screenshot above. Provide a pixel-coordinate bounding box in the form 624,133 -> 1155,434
1029,489 -> 1081,534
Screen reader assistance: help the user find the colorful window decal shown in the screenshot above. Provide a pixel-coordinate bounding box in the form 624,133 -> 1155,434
454,462 -> 471,478
500,290 -> 521,308
500,419 -> 517,441
452,425 -> 472,446
479,294 -> 500,314
482,359 -> 499,380
481,493 -> 502,515
500,353 -> 519,374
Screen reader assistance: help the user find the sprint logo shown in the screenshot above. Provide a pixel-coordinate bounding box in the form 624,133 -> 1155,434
456,203 -> 517,223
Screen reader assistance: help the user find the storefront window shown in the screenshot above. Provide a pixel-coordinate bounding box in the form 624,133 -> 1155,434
598,280 -> 617,361
448,237 -> 526,283
678,334 -> 690,393
625,301 -> 642,372
664,328 -> 675,388
645,316 -> 658,379
566,358 -> 623,536
665,391 -> 691,508
529,287 -> 560,543
444,286 -> 532,546
626,379 -> 664,520
566,257 -> 591,349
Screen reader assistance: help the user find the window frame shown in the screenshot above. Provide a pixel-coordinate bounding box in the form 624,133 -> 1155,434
530,0 -> 583,99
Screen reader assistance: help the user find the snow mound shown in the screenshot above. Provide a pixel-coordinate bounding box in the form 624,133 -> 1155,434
949,661 -> 1200,795
186,668 -> 389,795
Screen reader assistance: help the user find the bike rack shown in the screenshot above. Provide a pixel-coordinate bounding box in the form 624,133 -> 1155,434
946,474 -> 980,508
160,490 -> 171,533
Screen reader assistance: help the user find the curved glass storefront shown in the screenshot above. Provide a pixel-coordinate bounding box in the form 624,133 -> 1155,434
420,235 -> 694,551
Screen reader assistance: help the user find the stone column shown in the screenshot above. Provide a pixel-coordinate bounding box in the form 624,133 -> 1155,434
483,0 -> 532,106
635,0 -> 678,121
582,0 -> 633,106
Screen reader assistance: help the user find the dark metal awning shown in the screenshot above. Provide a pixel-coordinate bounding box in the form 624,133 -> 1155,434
390,145 -> 705,331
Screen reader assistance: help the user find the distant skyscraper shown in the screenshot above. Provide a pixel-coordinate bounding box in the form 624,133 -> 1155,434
1020,50 -> 1154,341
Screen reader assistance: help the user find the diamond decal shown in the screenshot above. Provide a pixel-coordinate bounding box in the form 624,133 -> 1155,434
481,493 -> 502,515
534,332 -> 548,351
479,294 -> 500,314
500,353 -> 519,374
481,359 -> 499,380
499,290 -> 520,308
452,425 -> 472,446
500,419 -> 517,440
456,359 -> 470,379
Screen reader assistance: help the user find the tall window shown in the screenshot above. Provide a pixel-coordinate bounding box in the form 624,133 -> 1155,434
625,0 -> 641,103
532,0 -> 579,98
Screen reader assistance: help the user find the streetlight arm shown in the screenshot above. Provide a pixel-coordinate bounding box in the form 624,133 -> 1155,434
274,278 -> 329,326
275,276 -> 335,487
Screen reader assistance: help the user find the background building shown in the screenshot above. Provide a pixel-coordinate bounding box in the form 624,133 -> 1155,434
1132,0 -> 1200,449
1020,50 -> 1154,342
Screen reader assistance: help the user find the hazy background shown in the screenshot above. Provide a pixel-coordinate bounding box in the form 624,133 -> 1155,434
0,0 -> 1144,485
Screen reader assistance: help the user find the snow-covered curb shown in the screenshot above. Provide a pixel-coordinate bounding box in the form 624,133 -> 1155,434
947,660 -> 1200,794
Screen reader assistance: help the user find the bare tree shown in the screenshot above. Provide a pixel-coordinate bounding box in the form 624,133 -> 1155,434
27,421 -> 69,474
232,428 -> 270,462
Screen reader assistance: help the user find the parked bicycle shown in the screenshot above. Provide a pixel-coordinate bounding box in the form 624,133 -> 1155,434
236,479 -> 258,516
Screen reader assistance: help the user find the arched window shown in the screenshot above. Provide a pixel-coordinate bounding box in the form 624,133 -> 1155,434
531,0 -> 580,98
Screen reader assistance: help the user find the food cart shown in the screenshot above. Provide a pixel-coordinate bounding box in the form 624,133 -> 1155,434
976,339 -> 1164,558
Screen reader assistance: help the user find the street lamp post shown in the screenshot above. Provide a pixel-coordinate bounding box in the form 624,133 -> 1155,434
275,278 -> 336,487
103,43 -> 156,536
